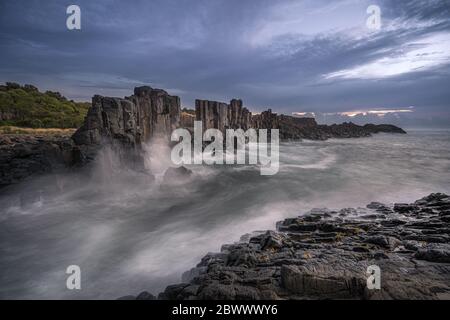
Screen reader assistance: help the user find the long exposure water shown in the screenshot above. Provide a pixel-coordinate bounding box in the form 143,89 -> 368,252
1,130 -> 449,299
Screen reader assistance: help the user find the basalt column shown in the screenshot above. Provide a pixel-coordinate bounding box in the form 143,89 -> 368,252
195,99 -> 252,131
130,86 -> 181,141
195,100 -> 229,132
73,86 -> 181,148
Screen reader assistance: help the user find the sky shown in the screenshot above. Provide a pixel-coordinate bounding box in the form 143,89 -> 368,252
1,0 -> 450,127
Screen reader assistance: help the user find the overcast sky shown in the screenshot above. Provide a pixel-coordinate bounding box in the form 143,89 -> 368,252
1,0 -> 449,127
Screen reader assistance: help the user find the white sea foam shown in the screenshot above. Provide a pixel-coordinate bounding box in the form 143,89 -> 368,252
0,130 -> 449,299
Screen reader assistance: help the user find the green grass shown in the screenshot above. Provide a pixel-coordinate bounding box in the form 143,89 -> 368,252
0,126 -> 76,136
0,82 -> 90,129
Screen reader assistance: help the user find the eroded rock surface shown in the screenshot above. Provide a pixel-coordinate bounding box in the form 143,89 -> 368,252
0,134 -> 81,188
73,86 -> 180,149
195,99 -> 252,132
152,193 -> 450,300
0,86 -> 406,187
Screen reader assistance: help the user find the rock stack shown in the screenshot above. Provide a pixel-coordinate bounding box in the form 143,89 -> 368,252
73,86 -> 180,148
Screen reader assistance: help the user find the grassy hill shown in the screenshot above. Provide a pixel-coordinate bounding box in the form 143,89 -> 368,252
0,82 -> 90,129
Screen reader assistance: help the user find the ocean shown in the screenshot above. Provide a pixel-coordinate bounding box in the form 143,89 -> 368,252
1,130 -> 449,299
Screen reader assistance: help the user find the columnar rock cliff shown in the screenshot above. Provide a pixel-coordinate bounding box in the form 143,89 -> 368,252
195,99 -> 252,132
180,112 -> 195,129
72,86 -> 180,148
229,99 -> 252,130
72,88 -> 405,150
195,100 -> 229,132
129,86 -> 181,141
0,86 -> 406,187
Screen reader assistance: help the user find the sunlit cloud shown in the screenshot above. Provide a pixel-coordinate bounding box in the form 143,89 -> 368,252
326,107 -> 414,118
292,112 -> 316,117
324,32 -> 450,80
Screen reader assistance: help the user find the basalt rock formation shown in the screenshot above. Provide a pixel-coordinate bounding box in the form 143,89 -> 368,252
0,134 -> 81,188
73,86 -> 180,149
253,109 -> 323,140
253,109 -> 407,140
180,112 -> 195,129
195,99 -> 252,132
363,124 -> 407,134
0,86 -> 182,187
66,89 -> 408,151
70,86 -> 180,165
195,103 -> 406,140
0,86 -> 406,187
150,193 -> 450,300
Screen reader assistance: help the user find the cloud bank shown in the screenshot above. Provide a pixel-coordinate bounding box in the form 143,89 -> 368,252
0,0 -> 449,127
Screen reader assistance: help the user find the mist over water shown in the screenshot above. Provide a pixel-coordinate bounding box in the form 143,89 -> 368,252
1,130 -> 449,299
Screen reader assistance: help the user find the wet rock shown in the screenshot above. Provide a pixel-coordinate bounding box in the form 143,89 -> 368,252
367,202 -> 393,214
394,203 -> 418,213
415,245 -> 450,263
380,219 -> 407,227
74,86 -> 180,148
280,264 -> 367,299
0,134 -> 78,188
158,284 -> 190,300
260,231 -> 286,251
365,235 -> 400,249
367,202 -> 387,210
163,166 -> 193,184
136,291 -> 156,300
182,266 -> 206,283
152,193 -> 450,300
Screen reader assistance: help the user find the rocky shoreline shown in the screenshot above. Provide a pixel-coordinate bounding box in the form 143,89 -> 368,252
123,193 -> 450,300
0,134 -> 82,188
0,86 -> 406,188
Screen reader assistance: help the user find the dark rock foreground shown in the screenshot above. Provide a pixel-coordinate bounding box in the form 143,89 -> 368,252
128,193 -> 450,300
0,134 -> 81,188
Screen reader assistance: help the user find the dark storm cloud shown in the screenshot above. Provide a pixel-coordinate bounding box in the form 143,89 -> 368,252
0,0 -> 449,127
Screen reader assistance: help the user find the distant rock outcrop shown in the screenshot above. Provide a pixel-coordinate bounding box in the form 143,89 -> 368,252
252,109 -> 323,140
251,109 -> 406,140
363,124 -> 407,134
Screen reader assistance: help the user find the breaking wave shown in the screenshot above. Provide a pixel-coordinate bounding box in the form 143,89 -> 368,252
0,130 -> 449,299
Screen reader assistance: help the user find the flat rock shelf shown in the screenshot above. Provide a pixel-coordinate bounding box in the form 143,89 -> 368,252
124,193 -> 450,300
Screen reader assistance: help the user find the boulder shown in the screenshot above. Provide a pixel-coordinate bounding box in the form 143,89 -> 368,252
162,166 -> 193,185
